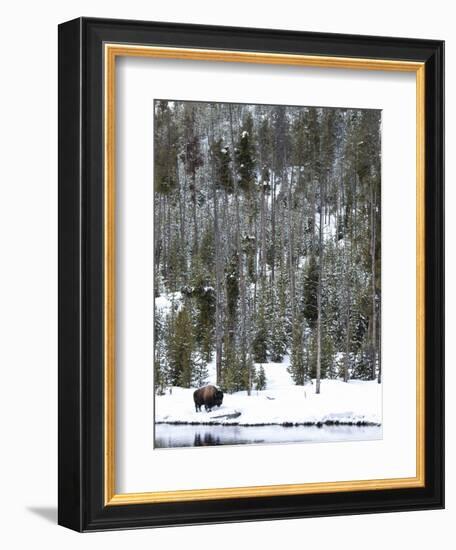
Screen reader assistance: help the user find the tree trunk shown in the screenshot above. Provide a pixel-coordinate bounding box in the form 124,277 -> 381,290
228,105 -> 241,258
164,197 -> 171,284
209,109 -> 223,385
271,161 -> 276,287
177,161 -> 186,284
370,186 -> 377,380
377,297 -> 382,383
315,179 -> 324,395
260,183 -> 266,280
287,165 -> 296,324
154,194 -> 163,292
192,178 -> 199,253
343,196 -> 351,384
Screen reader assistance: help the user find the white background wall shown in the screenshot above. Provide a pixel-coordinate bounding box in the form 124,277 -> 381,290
0,0 -> 451,547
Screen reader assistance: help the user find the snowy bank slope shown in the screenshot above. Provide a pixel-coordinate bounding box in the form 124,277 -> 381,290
155,358 -> 382,426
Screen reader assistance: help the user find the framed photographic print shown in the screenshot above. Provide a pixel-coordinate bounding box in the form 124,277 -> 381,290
58,17 -> 444,531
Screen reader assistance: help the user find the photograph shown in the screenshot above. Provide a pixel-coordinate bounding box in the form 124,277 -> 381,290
153,99 -> 382,448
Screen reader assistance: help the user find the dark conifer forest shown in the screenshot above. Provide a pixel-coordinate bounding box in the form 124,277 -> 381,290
154,100 -> 381,396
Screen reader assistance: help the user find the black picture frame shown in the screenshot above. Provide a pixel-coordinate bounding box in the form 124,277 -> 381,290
58,17 -> 444,532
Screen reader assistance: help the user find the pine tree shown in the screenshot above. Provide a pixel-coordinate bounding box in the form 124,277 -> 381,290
268,272 -> 289,362
225,251 -> 239,340
321,332 -> 336,379
154,309 -> 168,394
269,316 -> 287,362
154,100 -> 179,195
255,365 -> 267,391
167,306 -> 195,388
211,138 -> 234,193
167,235 -> 185,292
192,350 -> 209,388
190,259 -> 215,362
221,334 -> 242,393
302,253 -> 319,329
181,105 -> 204,253
289,322 -> 305,385
199,228 -> 215,274
252,288 -> 268,363
236,113 -> 256,193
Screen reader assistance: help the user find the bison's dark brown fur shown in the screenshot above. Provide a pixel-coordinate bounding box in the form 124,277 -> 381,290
193,385 -> 224,412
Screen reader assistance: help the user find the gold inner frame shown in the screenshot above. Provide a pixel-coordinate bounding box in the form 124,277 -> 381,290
104,44 -> 426,506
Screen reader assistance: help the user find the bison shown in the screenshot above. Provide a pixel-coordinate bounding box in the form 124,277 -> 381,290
193,385 -> 224,412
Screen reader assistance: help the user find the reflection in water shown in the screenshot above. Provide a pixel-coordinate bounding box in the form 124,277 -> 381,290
155,423 -> 382,449
194,432 -> 222,446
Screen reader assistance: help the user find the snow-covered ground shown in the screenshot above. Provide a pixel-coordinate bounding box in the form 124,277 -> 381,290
155,357 -> 382,427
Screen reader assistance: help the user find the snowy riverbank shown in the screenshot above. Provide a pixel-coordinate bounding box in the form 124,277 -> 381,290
155,358 -> 382,427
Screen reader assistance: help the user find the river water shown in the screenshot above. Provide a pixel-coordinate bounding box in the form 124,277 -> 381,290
155,423 -> 382,448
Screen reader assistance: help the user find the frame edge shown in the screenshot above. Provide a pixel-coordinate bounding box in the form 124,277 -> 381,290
58,17 -> 84,532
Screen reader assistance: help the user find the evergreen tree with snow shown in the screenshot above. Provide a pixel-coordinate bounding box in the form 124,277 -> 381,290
268,275 -> 288,362
236,113 -> 256,193
181,104 -> 204,254
221,334 -> 242,393
252,287 -> 268,363
190,259 -> 216,362
269,315 -> 288,363
154,309 -> 168,395
211,138 -> 234,193
255,365 -> 267,391
167,306 -> 195,388
154,100 -> 179,195
192,350 -> 209,388
289,322 -> 305,385
302,253 -> 319,329
225,251 -> 239,341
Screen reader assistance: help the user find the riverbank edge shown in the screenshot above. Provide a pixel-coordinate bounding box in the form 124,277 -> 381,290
155,420 -> 382,427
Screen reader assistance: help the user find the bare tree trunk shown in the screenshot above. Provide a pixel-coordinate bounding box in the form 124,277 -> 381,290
344,283 -> 351,383
154,194 -> 163,292
180,168 -> 188,279
228,105 -> 241,258
164,197 -> 170,282
377,298 -> 382,383
260,184 -> 266,280
287,165 -> 296,323
209,109 -> 223,385
271,161 -> 276,286
316,179 -> 324,395
176,161 -> 187,284
213,199 -> 223,385
343,197 -> 351,384
370,186 -> 377,380
192,178 -> 199,253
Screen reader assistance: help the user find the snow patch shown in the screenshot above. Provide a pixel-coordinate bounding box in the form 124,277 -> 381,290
155,291 -> 183,314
